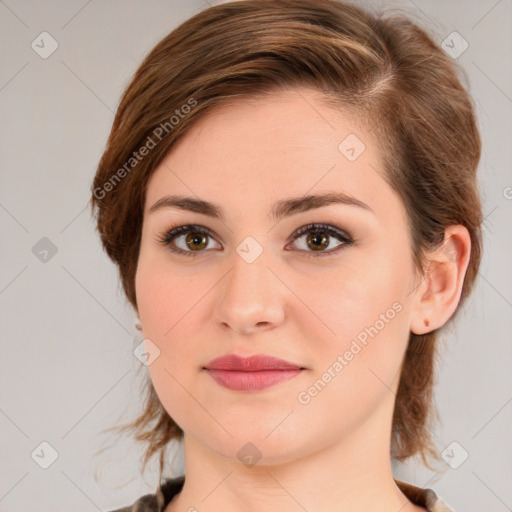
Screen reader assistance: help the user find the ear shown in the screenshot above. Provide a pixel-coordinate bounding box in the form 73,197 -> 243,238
410,225 -> 472,335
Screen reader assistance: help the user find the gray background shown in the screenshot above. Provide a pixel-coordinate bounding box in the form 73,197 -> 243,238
0,1 -> 511,511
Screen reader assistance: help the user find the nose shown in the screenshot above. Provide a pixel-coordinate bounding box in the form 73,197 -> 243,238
213,248 -> 285,336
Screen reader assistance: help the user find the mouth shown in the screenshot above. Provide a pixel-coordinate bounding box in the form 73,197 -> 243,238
203,368 -> 305,391
203,354 -> 306,391
204,353 -> 305,371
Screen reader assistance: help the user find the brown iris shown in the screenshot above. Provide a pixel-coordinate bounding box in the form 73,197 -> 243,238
306,232 -> 329,251
186,232 -> 208,250
183,229 -> 331,252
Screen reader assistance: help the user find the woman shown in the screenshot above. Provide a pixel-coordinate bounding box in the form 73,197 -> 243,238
91,1 -> 482,511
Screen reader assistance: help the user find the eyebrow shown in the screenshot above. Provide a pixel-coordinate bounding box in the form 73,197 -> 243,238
148,192 -> 373,222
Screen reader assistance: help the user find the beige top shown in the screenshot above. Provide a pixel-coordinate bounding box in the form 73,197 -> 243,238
108,475 -> 455,512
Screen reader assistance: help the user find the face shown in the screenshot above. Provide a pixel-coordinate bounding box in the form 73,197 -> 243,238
135,87 -> 420,465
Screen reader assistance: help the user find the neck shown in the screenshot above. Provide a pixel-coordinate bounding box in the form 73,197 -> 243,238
165,392 -> 425,512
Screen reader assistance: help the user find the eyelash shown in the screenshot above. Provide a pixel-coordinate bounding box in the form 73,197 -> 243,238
155,223 -> 354,259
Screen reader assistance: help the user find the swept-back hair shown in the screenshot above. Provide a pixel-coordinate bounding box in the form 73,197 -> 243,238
91,0 -> 482,479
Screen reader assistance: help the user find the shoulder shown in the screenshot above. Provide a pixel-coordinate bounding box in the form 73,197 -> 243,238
110,476 -> 454,512
107,476 -> 185,512
106,490 -> 160,512
395,478 -> 455,512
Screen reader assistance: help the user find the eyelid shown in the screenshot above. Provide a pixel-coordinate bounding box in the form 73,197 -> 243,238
288,223 -> 352,244
155,223 -> 222,256
157,222 -> 354,257
285,223 -> 353,257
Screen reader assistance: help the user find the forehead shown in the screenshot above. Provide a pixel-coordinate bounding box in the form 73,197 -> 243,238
145,88 -> 392,218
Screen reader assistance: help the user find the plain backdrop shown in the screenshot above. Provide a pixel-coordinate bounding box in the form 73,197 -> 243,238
1,1 -> 511,511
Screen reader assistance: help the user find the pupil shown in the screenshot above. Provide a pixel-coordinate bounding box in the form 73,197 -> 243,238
186,233 -> 207,250
308,232 -> 328,250
183,231 -> 331,252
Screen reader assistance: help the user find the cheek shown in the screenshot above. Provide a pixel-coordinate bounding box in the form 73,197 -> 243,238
135,258 -> 210,430
135,251 -> 205,338
294,241 -> 413,347
289,268 -> 411,435
291,236 -> 414,394
135,253 -> 216,386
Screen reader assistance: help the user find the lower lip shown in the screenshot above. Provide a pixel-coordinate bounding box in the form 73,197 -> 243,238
204,369 -> 303,391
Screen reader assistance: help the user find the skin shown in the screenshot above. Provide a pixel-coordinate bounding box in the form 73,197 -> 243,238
134,87 -> 471,512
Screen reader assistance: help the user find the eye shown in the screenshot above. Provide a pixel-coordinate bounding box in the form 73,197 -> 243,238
156,222 -> 353,258
156,224 -> 221,257
287,223 -> 353,258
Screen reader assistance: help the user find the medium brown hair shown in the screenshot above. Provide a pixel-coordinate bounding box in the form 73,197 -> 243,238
91,0 -> 482,479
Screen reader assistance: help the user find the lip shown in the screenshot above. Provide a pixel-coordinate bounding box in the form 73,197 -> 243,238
205,354 -> 303,371
203,354 -> 306,391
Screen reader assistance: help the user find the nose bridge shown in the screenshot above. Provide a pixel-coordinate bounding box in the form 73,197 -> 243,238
213,238 -> 284,333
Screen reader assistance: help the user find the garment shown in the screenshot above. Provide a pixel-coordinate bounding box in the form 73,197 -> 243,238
108,475 -> 454,512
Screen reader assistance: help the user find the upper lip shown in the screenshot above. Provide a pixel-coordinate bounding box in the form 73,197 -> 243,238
204,354 -> 304,371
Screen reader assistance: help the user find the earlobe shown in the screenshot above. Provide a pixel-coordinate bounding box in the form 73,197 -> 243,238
410,225 -> 471,335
